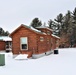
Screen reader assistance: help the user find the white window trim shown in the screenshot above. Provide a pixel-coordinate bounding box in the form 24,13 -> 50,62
40,36 -> 44,41
20,37 -> 28,50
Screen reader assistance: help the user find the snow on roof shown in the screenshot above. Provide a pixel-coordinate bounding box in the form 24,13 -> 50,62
0,36 -> 12,41
36,25 -> 53,31
51,34 -> 60,39
30,26 -> 47,35
30,26 -> 41,33
36,25 -> 47,28
15,54 -> 28,60
46,27 -> 53,31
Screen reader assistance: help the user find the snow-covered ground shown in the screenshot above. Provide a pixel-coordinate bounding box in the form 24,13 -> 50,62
0,48 -> 76,75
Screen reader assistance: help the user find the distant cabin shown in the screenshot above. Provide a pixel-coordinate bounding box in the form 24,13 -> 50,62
0,36 -> 12,51
10,24 -> 60,58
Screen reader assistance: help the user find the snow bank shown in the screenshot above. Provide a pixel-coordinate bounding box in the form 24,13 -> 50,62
0,48 -> 76,75
14,54 -> 28,60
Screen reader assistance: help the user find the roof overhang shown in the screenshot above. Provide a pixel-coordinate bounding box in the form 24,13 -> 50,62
51,34 -> 60,39
10,24 -> 47,37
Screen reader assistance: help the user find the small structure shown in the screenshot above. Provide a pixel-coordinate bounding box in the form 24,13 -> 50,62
0,54 -> 5,66
0,36 -> 12,51
10,24 -> 60,58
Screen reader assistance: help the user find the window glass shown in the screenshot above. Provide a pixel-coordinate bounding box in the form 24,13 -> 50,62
22,44 -> 27,49
20,37 -> 28,50
21,38 -> 27,44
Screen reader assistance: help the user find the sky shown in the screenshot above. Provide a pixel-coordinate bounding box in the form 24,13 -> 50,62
0,0 -> 76,33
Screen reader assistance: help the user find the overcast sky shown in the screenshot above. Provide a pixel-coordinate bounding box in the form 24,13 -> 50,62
0,0 -> 76,32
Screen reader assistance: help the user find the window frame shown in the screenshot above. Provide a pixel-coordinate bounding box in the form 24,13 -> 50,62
20,37 -> 28,50
40,36 -> 44,41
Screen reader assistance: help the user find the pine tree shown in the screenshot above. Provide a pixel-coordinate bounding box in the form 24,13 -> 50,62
0,27 -> 9,36
48,19 -> 53,29
73,7 -> 76,21
30,18 -> 42,28
4,31 -> 9,36
54,13 -> 63,36
72,7 -> 76,45
48,19 -> 59,35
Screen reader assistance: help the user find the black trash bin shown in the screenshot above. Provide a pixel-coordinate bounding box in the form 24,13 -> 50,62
54,50 -> 59,54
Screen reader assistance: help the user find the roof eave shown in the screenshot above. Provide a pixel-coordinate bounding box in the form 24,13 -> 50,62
10,24 -> 46,37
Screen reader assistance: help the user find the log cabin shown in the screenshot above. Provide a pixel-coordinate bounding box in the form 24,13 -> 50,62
0,36 -> 12,51
10,24 -> 60,58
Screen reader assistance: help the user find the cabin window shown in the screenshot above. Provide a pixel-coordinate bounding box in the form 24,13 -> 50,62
47,31 -> 50,35
47,38 -> 49,41
20,37 -> 28,50
40,37 -> 44,41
